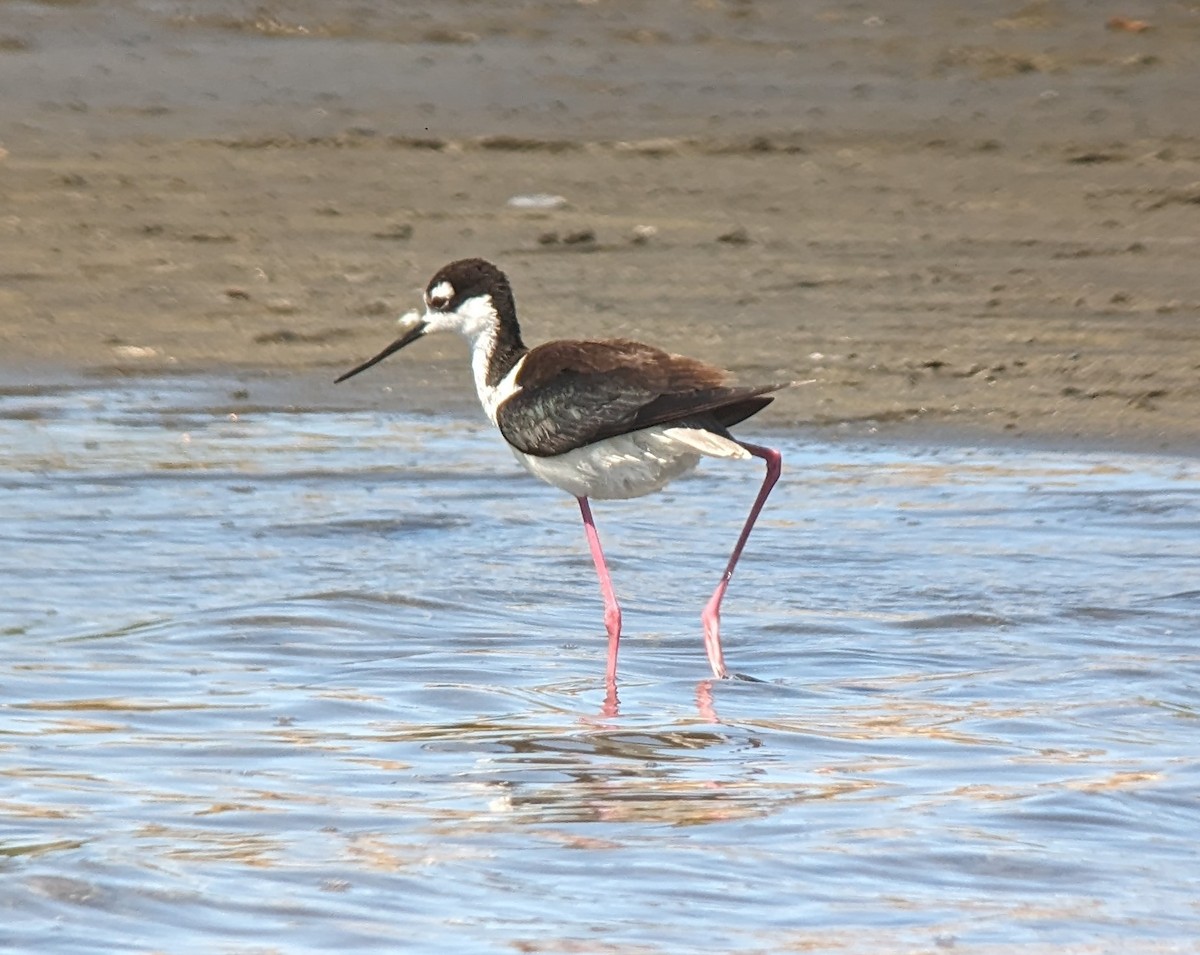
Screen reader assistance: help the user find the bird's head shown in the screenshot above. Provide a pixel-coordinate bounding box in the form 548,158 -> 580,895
336,258 -> 517,383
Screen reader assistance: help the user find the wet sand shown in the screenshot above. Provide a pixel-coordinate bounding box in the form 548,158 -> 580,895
3,0 -> 1198,451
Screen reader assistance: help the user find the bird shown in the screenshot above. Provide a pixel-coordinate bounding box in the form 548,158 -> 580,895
336,258 -> 787,685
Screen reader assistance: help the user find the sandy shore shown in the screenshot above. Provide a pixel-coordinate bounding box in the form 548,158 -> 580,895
3,1 -> 1198,451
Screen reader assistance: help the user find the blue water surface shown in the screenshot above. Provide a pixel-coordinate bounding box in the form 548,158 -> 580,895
2,379 -> 1198,953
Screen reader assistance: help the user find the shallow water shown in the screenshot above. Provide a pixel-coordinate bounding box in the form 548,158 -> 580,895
2,378 -> 1198,953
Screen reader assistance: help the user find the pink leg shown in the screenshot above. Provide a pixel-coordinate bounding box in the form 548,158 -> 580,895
701,442 -> 782,679
578,497 -> 622,687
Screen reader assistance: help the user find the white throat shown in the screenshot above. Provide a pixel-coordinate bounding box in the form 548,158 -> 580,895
425,294 -> 523,424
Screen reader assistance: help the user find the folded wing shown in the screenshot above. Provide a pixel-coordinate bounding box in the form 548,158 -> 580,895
496,339 -> 786,457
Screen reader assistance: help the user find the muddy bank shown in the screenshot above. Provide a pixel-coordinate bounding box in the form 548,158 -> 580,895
1,1 -> 1198,451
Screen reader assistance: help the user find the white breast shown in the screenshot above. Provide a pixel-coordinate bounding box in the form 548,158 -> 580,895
511,425 -> 748,501
475,352 -> 525,425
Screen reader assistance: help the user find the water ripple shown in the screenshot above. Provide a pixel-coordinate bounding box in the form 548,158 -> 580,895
1,378 -> 1198,953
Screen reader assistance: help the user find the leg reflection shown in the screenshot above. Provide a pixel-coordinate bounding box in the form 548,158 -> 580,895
694,679 -> 719,723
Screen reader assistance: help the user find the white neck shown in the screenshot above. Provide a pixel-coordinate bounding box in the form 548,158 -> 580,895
425,294 -> 524,424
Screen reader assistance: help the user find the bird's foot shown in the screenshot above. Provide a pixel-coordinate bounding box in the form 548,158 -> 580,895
701,597 -> 730,680
603,604 -> 622,687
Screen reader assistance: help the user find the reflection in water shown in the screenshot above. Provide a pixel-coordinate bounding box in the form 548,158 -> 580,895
1,379 -> 1199,952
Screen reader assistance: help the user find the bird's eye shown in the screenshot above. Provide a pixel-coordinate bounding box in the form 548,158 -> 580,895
426,280 -> 455,311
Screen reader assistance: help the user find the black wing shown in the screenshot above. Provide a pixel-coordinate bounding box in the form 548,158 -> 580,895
496,340 -> 784,457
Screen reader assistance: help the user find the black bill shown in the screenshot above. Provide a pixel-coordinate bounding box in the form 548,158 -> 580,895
335,320 -> 429,383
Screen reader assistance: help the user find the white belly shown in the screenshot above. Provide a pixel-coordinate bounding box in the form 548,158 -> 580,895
511,425 -> 748,501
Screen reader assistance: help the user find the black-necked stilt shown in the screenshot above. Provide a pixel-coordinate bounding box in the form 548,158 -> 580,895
337,258 -> 787,684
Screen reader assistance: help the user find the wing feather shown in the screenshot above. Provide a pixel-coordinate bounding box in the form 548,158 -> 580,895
496,339 -> 786,457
